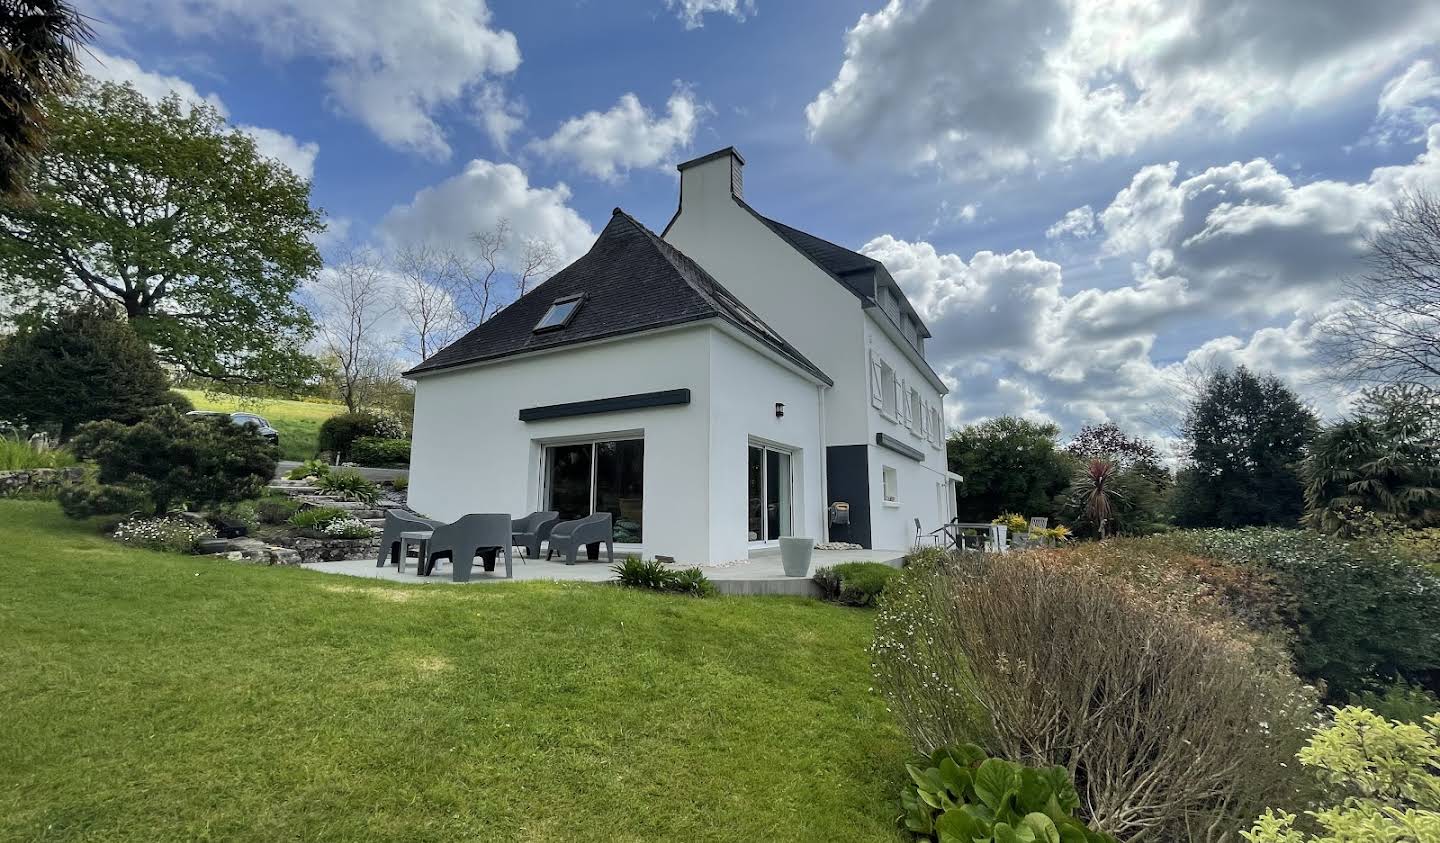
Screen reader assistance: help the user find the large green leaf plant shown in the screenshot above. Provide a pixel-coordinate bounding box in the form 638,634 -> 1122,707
901,744 -> 1115,843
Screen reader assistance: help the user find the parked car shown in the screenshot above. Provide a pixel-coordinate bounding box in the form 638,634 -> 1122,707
185,410 -> 280,447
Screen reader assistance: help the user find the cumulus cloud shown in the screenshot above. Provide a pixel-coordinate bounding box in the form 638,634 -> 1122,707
529,87 -> 701,182
82,49 -> 319,180
379,159 -> 596,267
859,124 -> 1440,442
1045,205 -> 1096,240
90,0 -> 521,160
805,0 -> 1440,178
665,0 -> 755,29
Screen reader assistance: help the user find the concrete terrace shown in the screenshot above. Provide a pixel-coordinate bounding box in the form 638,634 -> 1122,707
304,546 -> 907,597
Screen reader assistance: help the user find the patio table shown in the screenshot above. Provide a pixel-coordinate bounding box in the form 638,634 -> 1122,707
397,530 -> 432,575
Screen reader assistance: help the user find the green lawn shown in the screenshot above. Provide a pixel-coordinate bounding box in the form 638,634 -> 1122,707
178,389 -> 342,461
0,501 -> 907,842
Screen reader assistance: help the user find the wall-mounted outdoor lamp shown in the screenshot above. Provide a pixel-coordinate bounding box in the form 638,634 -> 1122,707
775,402 -> 785,418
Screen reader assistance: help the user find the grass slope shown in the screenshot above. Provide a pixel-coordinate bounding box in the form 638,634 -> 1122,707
178,389 -> 341,461
0,501 -> 906,842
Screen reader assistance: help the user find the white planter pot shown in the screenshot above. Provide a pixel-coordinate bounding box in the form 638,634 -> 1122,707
779,537 -> 816,577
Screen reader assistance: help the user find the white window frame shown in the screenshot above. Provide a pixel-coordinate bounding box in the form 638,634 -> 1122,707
882,465 -> 899,504
875,360 -> 887,417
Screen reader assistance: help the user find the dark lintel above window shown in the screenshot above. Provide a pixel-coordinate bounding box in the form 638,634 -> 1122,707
534,293 -> 584,333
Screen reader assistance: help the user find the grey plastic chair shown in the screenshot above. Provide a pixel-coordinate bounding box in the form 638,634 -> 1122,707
511,511 -> 560,559
423,513 -> 513,581
376,510 -> 444,567
546,512 -> 614,565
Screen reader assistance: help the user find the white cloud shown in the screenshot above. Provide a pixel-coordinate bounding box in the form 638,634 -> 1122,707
1045,205 -> 1096,240
91,0 -> 521,160
806,0 -> 1440,179
474,83 -> 526,153
379,159 -> 596,267
1368,59 -> 1440,146
860,124 -> 1440,441
665,0 -> 755,29
236,125 -> 320,181
82,49 -> 319,180
529,87 -> 701,182
82,49 -> 225,112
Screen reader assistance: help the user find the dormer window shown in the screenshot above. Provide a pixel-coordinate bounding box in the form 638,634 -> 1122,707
534,293 -> 584,333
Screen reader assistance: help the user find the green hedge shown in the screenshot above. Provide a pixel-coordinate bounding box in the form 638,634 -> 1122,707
349,436 -> 411,467
814,562 -> 900,607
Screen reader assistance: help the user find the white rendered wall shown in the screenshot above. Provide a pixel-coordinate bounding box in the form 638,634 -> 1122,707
408,327 -> 714,562
865,315 -> 952,550
664,157 -> 870,446
705,328 -> 826,563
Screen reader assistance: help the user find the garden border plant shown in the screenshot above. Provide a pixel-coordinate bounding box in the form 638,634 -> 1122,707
872,548 -> 1317,840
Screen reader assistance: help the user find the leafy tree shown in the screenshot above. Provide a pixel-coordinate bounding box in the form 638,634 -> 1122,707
0,0 -> 91,195
947,416 -> 1073,521
0,80 -> 323,388
0,305 -> 172,437
1173,367 -> 1317,528
1064,421 -> 1162,469
68,406 -> 276,516
1302,384 -> 1440,534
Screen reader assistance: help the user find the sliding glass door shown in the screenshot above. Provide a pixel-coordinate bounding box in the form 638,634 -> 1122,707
544,438 -> 644,542
747,443 -> 792,543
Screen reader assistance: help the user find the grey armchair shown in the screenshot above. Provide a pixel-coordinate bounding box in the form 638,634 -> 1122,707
511,510 -> 560,559
546,512 -> 614,565
424,513 -> 513,582
376,510 -> 444,567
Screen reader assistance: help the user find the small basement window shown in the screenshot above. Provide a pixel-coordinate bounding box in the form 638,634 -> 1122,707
534,293 -> 584,333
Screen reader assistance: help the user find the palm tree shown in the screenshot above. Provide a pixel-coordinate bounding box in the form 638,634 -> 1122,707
1069,458 -> 1124,539
0,0 -> 91,196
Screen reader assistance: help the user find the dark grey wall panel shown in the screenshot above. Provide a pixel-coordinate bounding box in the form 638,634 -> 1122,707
825,444 -> 872,548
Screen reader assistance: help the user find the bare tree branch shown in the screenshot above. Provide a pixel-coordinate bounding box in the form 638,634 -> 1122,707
392,243 -> 465,364
311,246 -> 395,413
1319,191 -> 1440,396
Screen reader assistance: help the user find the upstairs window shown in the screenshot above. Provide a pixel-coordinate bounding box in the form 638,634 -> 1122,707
908,388 -> 922,432
881,362 -> 898,419
534,293 -> 584,333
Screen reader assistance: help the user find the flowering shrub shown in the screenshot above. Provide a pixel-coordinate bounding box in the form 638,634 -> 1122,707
321,517 -> 373,539
872,551 -> 1316,840
1243,707 -> 1440,842
111,516 -> 212,553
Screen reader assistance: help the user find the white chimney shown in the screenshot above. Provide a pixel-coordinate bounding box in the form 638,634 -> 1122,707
676,146 -> 745,210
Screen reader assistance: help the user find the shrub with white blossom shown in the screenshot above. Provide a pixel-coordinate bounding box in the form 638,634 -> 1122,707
321,517 -> 373,539
111,516 -> 212,553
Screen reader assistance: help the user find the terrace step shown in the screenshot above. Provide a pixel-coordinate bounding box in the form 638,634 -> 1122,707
267,483 -> 320,495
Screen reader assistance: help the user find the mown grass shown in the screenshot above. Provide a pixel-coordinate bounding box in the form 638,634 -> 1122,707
0,501 -> 907,842
178,389 -> 342,461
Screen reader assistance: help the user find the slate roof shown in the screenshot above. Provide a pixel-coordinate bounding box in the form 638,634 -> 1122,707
404,209 -> 831,384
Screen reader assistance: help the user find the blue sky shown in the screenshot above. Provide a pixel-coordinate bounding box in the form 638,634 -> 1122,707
78,0 -> 1440,452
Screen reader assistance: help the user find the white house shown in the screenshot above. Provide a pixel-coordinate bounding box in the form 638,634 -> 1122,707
405,146 -> 957,563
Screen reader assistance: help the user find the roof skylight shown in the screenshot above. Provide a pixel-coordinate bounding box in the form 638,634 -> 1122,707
533,293 -> 583,333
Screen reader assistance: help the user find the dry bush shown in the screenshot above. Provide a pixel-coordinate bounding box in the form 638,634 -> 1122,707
872,551 -> 1317,841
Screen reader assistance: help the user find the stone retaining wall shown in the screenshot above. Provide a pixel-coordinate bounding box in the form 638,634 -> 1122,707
0,467 -> 85,497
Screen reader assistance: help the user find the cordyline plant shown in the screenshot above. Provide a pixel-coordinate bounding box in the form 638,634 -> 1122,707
1068,458 -> 1123,539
